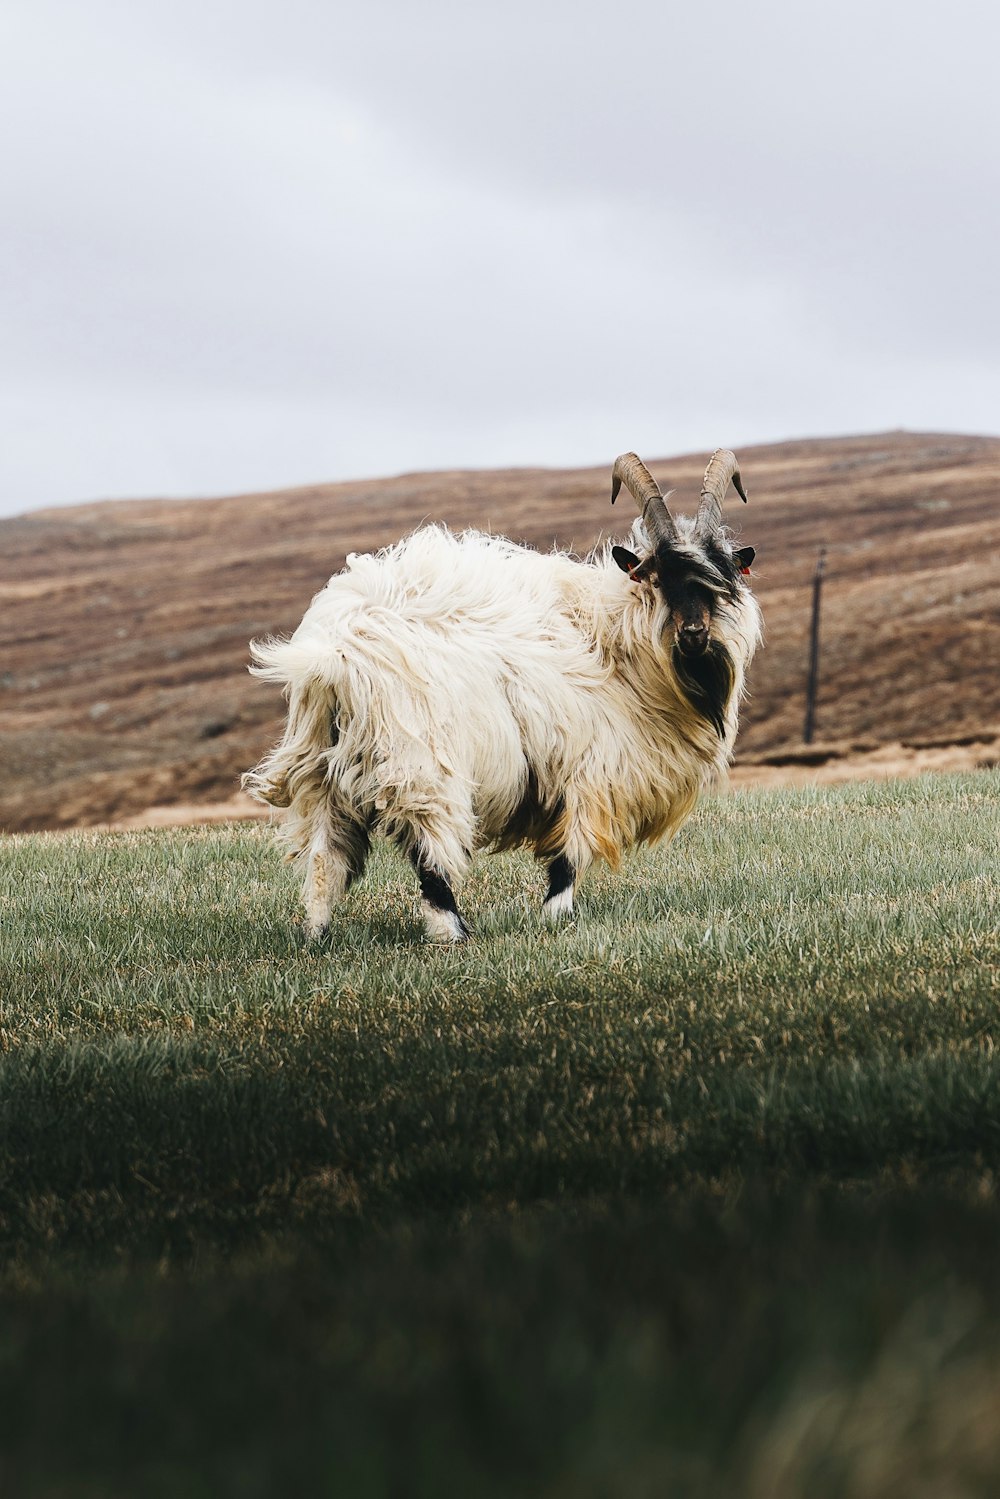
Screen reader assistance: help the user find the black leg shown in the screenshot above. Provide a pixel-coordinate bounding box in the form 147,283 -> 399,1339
543,855 -> 575,918
342,818 -> 372,890
408,848 -> 470,941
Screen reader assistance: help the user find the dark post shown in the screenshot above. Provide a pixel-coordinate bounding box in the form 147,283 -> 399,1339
803,547 -> 826,745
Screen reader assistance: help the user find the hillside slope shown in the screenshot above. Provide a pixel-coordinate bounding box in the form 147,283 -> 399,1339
2,431 -> 998,831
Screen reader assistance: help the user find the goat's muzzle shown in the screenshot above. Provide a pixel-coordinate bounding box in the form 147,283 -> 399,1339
676,623 -> 710,658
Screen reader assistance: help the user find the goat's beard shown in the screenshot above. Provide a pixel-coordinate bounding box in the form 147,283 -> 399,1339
671,638 -> 736,738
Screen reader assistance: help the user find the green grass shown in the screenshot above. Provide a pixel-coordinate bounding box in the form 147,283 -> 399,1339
1,773 -> 999,1495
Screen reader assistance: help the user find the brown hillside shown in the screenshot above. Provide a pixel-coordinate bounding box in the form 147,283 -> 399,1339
2,431 -> 998,832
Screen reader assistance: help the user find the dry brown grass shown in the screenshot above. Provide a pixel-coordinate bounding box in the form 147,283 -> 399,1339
2,430 -> 998,831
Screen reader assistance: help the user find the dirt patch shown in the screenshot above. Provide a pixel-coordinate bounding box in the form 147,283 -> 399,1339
99,734 -> 999,831
730,733 -> 1000,791
101,792 -> 270,831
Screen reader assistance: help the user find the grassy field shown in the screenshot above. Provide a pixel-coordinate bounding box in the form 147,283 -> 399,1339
1,773 -> 999,1495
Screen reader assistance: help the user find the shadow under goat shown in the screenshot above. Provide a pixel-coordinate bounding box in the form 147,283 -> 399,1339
243,449 -> 761,941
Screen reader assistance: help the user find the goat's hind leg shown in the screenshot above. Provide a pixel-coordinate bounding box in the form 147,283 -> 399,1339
409,847 -> 470,943
301,800 -> 371,940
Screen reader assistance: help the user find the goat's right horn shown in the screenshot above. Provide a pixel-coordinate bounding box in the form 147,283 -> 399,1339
611,452 -> 679,550
696,448 -> 748,536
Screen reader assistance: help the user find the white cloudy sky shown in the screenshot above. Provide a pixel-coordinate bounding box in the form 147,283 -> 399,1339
1,0 -> 997,516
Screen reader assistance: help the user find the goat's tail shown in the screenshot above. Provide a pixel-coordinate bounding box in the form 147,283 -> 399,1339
246,632 -> 344,690
241,634 -> 340,811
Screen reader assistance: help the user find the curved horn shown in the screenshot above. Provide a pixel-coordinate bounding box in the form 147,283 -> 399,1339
610,452 -> 679,550
696,449 -> 748,536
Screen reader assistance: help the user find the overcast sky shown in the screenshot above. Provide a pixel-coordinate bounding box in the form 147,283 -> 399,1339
2,0 -> 997,517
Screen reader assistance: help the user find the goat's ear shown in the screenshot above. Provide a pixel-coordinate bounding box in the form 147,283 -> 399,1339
733,546 -> 755,574
612,546 -> 643,577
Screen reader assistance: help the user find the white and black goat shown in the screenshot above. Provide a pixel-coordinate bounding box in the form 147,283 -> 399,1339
243,450 -> 761,941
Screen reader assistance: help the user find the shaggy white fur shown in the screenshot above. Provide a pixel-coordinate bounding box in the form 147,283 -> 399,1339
244,523 -> 761,934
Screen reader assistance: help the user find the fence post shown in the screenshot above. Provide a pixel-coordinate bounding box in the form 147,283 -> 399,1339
803,547 -> 827,745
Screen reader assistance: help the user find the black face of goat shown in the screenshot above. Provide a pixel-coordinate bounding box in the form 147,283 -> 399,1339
612,540 -> 756,659
659,552 -> 720,657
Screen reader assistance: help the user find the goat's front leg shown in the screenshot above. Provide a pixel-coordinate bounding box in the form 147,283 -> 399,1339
542,854 -> 575,920
542,847 -> 593,922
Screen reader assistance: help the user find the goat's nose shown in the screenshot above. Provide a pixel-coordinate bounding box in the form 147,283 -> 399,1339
678,623 -> 709,656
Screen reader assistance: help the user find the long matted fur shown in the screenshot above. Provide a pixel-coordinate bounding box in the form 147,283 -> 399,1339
244,515 -> 761,938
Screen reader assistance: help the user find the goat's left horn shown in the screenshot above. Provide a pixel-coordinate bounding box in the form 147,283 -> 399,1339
611,452 -> 679,551
696,449 -> 748,536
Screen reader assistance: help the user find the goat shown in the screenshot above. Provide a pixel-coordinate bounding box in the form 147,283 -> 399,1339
243,450 -> 761,941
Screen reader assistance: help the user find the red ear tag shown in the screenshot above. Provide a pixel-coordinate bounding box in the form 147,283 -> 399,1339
740,566 -> 751,576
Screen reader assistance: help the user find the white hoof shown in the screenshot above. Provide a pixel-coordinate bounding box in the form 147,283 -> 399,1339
542,887 -> 575,922
422,904 -> 470,943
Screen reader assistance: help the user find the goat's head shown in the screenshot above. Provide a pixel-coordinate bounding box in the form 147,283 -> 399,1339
610,449 -> 755,660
